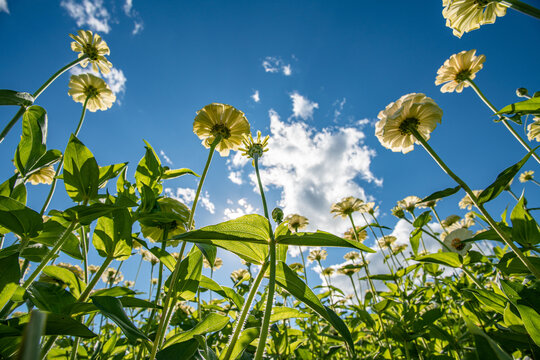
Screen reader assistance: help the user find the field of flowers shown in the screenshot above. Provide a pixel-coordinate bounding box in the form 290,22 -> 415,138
0,1 -> 540,359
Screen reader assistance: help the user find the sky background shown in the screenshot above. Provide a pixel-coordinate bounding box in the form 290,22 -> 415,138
1,0 -> 539,299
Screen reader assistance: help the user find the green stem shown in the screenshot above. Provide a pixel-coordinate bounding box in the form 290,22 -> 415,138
501,0 -> 540,19
40,97 -> 90,215
78,256 -> 114,303
0,57 -> 87,144
409,127 -> 540,279
149,137 -> 220,360
79,225 -> 89,284
467,79 -> 540,165
348,275 -> 361,306
253,156 -> 277,360
222,262 -> 269,360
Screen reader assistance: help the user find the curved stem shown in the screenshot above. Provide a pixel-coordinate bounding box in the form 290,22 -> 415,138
149,137 -> 220,360
409,127 -> 540,279
78,256 -> 114,303
0,57 -> 87,143
222,262 -> 269,360
467,79 -> 540,165
500,0 -> 540,19
40,97 -> 90,215
253,156 -> 276,360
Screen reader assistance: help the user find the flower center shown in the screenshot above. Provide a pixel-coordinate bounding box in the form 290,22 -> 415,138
474,0 -> 490,8
247,144 -> 265,159
83,44 -> 99,61
451,238 -> 466,251
84,85 -> 100,99
399,117 -> 419,135
211,124 -> 231,139
456,70 -> 471,82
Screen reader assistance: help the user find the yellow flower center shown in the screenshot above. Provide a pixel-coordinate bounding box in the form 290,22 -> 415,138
83,43 -> 100,61
399,117 -> 419,135
211,124 -> 231,139
84,85 -> 100,99
451,238 -> 466,251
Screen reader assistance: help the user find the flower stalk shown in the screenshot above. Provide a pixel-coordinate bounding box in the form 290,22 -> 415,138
500,0 -> 540,19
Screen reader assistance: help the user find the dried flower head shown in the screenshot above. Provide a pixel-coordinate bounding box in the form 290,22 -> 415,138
375,93 -> 443,154
193,103 -> 250,157
435,50 -> 485,93
68,73 -> 116,112
69,29 -> 112,74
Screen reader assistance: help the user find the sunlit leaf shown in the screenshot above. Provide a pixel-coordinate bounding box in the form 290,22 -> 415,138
63,135 -> 100,202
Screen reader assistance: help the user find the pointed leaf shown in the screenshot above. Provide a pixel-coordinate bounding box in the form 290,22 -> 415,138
497,97 -> 540,116
511,195 -> 540,246
135,140 -> 162,194
63,135 -> 99,202
420,185 -> 461,203
162,168 -> 199,179
0,196 -> 43,238
164,313 -> 229,347
157,339 -> 199,360
42,265 -> 86,298
98,162 -> 128,188
415,252 -> 462,268
0,252 -> 20,310
164,247 -> 203,301
14,105 -> 47,177
92,209 -> 132,260
0,89 -> 34,106
276,230 -> 375,253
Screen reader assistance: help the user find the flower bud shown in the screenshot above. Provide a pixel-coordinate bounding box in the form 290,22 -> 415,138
516,87 -> 529,98
534,91 -> 540,98
272,207 -> 284,224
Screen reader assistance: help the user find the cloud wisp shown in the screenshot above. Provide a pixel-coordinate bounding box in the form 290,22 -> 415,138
290,92 -> 319,120
262,56 -> 292,76
164,187 -> 215,214
61,0 -> 111,33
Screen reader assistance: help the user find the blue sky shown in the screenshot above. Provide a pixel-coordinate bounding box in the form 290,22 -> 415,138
1,0 -> 539,293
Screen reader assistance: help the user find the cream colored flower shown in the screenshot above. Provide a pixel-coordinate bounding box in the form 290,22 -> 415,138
124,280 -> 135,288
442,214 -> 461,228
284,214 -> 309,232
230,269 -> 250,283
331,196 -> 364,218
391,205 -> 405,219
442,0 -> 507,38
378,236 -> 397,249
70,30 -> 112,74
435,50 -> 486,93
397,195 -> 421,213
88,265 -> 100,274
343,227 -> 367,243
203,257 -> 223,270
139,197 -> 190,242
442,228 -> 473,256
375,93 -> 443,154
151,278 -> 159,285
307,249 -> 327,263
392,244 -> 408,254
27,165 -> 55,185
322,267 -> 335,277
57,262 -> 84,280
519,170 -> 534,183
337,265 -> 361,276
193,103 -> 250,157
416,199 -> 439,209
101,267 -> 123,285
68,74 -> 116,112
289,263 -> 304,273
140,249 -> 159,265
360,202 -> 377,215
238,130 -> 269,165
527,117 -> 540,142
458,190 -> 481,210
343,251 -> 361,261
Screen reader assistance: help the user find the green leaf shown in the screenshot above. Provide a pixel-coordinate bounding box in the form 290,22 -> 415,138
500,280 -> 540,346
274,261 -> 355,352
413,211 -> 432,228
92,286 -> 136,297
0,89 -> 34,106
497,97 -> 540,116
0,174 -> 27,204
464,289 -> 508,314
63,134 -> 100,202
91,295 -> 150,344
198,275 -> 244,310
92,209 -> 132,260
220,327 -> 259,360
32,217 -> 82,260
409,228 -> 422,256
149,246 -> 176,272
98,162 -> 128,188
164,247 -> 202,301
420,185 -> 461,204
162,168 -> 199,179
463,315 -> 512,360
195,243 -> 217,269
14,105 -> 47,177
43,313 -> 96,338
477,146 -> 540,204
42,265 -> 86,298
135,140 -> 162,194
0,252 -> 20,310
157,339 -> 199,360
25,282 -> 76,314
510,194 -> 540,246
0,195 -> 43,238
164,313 -> 229,347
63,203 -> 118,225
496,252 -> 540,275
275,230 -> 375,253
270,307 -> 309,322
172,215 -> 271,265
415,252 -> 462,268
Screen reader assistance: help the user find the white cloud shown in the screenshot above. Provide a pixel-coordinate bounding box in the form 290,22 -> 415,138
224,198 -> 257,220
228,171 -> 243,185
0,0 -> 9,13
123,0 -> 133,14
262,56 -> 292,76
123,0 -> 144,35
290,92 -> 319,120
333,98 -> 346,122
69,66 -> 127,97
132,21 -> 144,35
160,150 -> 173,165
243,110 -> 381,237
228,151 -> 249,168
164,187 -> 215,214
61,0 -> 111,33
251,90 -> 260,103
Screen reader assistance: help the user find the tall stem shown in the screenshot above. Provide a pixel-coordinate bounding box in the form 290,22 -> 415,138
500,0 -> 540,19
222,262 -> 269,360
253,156 -> 276,360
149,137 -> 220,360
409,127 -> 540,279
467,79 -> 540,165
40,97 -> 90,215
0,57 -> 87,143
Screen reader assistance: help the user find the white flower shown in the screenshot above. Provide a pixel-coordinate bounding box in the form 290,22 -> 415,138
443,228 -> 473,256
